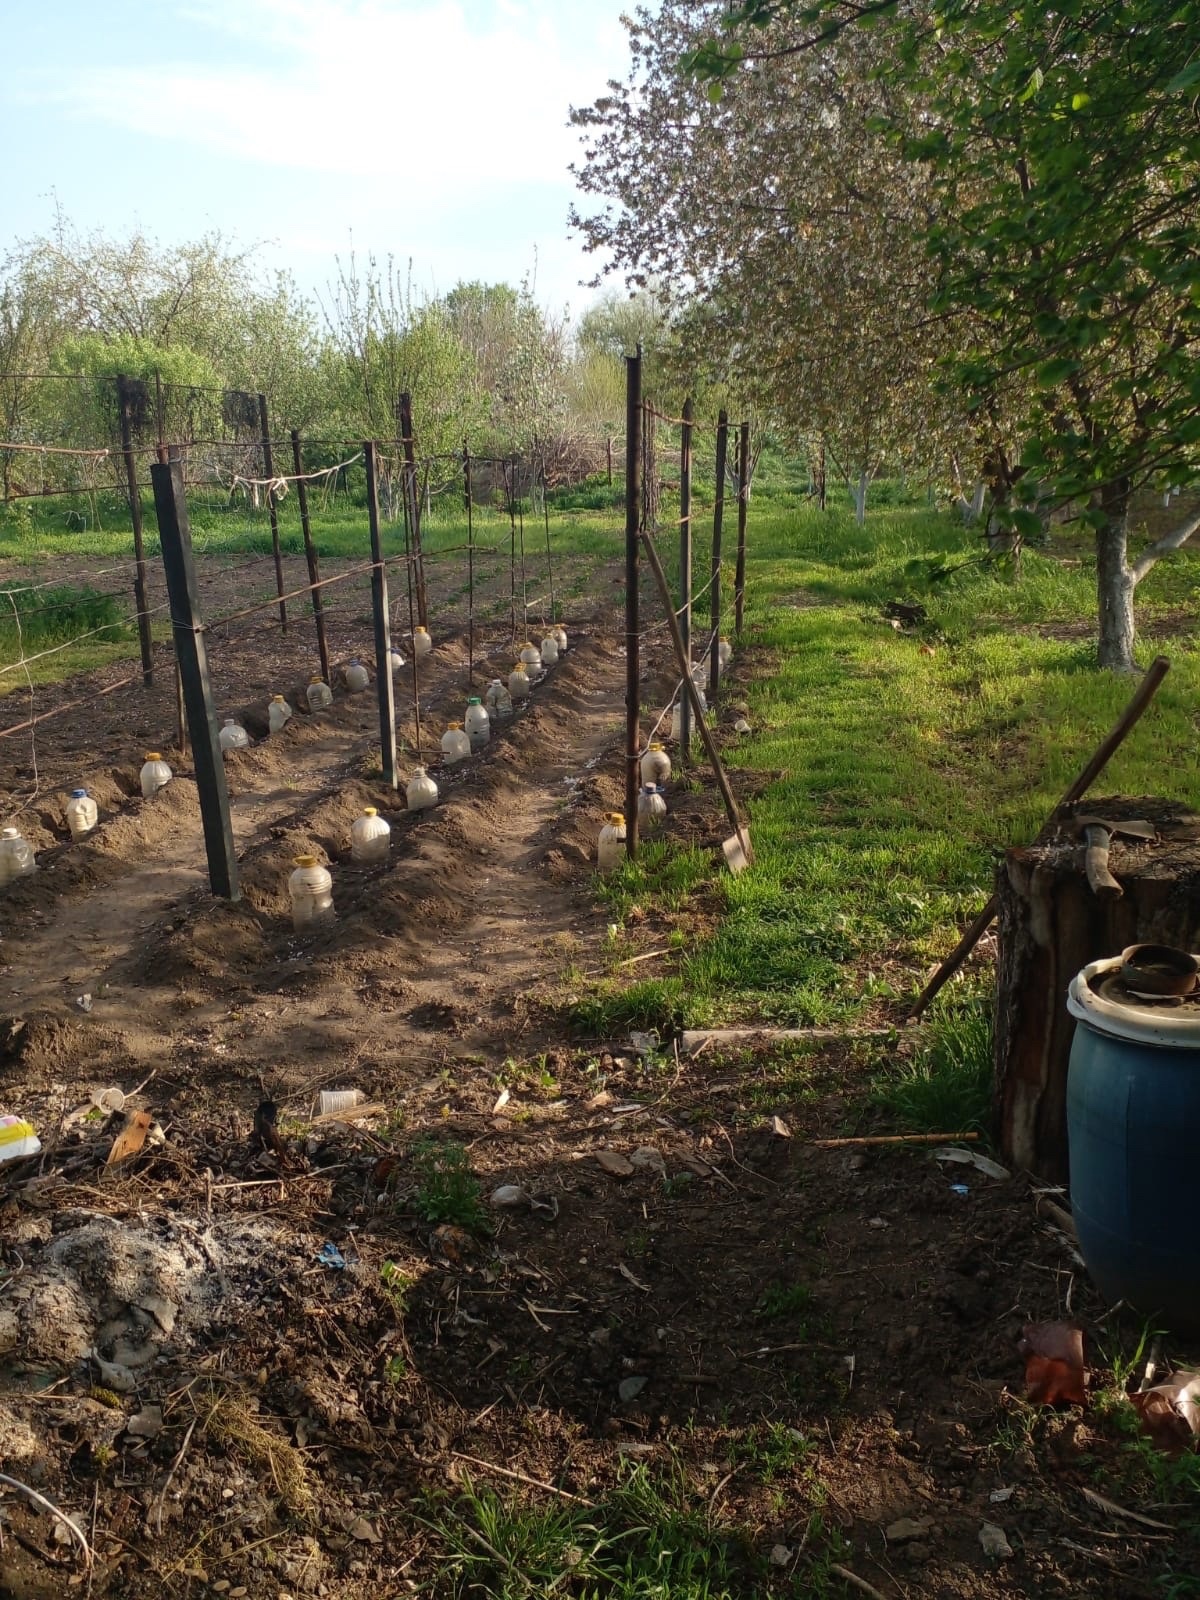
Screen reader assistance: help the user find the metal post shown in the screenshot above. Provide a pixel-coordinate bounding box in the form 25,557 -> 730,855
735,420 -> 750,637
506,457 -> 518,647
291,430 -> 330,685
464,443 -> 474,685
541,456 -> 556,624
117,375 -> 154,687
257,393 -> 287,633
364,442 -> 398,789
679,397 -> 693,762
151,459 -> 239,900
709,409 -> 728,706
624,351 -> 642,859
399,443 -> 424,761
398,392 -> 428,627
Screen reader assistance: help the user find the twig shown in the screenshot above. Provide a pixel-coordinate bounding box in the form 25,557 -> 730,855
810,1131 -> 979,1149
153,1417 -> 197,1535
0,1473 -> 93,1567
449,1451 -> 593,1506
830,1563 -> 890,1600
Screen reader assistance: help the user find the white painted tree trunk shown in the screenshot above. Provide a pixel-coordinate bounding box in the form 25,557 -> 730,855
1095,509 -> 1136,673
852,471 -> 868,526
958,481 -> 986,524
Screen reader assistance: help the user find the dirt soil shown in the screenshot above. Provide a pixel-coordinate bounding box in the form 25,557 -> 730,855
1,559 -> 1197,1599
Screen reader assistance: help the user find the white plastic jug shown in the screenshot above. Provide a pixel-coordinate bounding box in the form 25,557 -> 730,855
640,743 -> 671,786
412,626 -> 433,659
389,646 -> 406,677
486,678 -> 512,718
268,695 -> 293,734
465,697 -> 490,751
552,624 -> 568,654
519,641 -> 542,675
307,678 -> 333,711
140,752 -> 172,798
441,722 -> 471,765
638,785 -> 668,831
65,788 -> 98,840
289,855 -> 334,931
508,664 -> 531,703
597,813 -> 627,873
219,717 -> 250,752
0,827 -> 36,884
719,637 -> 733,667
351,807 -> 391,864
345,659 -> 370,693
407,765 -> 439,811
540,633 -> 559,667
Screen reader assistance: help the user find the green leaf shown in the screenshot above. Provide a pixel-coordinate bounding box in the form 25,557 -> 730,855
1165,61 -> 1200,93
707,80 -> 724,104
1036,356 -> 1078,389
1071,91 -> 1091,110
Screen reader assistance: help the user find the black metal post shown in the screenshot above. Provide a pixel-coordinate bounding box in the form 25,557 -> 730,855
625,351 -> 642,859
257,393 -> 287,633
541,455 -> 556,624
151,459 -> 239,901
464,443 -> 475,685
364,442 -> 398,789
679,397 -> 694,762
735,420 -> 750,637
709,408 -> 728,705
292,430 -> 330,685
117,375 -> 154,687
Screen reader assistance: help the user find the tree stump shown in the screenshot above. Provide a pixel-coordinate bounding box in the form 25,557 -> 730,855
995,796 -> 1200,1181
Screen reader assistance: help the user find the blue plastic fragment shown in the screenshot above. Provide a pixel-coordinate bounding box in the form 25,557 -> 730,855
949,1182 -> 970,1198
318,1242 -> 346,1269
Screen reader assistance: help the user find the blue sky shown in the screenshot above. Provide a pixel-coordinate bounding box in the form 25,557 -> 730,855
3,0 -> 632,319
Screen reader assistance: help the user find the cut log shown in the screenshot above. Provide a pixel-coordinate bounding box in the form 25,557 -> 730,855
995,796 -> 1200,1181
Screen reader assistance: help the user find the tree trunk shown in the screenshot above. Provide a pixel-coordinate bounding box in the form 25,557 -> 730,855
1095,482 -> 1136,672
853,470 -> 868,525
995,798 -> 1200,1181
815,437 -> 826,511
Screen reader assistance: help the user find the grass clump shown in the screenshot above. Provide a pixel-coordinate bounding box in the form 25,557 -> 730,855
202,1390 -> 312,1516
409,1138 -> 489,1233
869,1002 -> 993,1135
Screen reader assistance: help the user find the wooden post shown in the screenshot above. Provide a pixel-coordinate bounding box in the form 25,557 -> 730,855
541,455 -> 556,624
709,409 -> 728,705
464,443 -> 475,686
291,430 -> 330,686
625,352 -> 642,859
398,392 -> 428,628
364,442 -> 398,790
507,456 -> 518,648
257,394 -> 287,633
735,420 -> 750,637
606,435 -> 614,485
116,375 -> 154,686
679,397 -> 694,762
151,459 -> 239,901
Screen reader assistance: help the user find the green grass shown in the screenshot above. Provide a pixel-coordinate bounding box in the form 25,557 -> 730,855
868,1002 -> 993,1134
0,582 -> 136,693
408,1139 -> 489,1233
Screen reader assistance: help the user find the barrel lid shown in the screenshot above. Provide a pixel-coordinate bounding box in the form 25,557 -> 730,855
294,853 -> 318,867
70,787 -> 88,797
1068,955 -> 1200,1046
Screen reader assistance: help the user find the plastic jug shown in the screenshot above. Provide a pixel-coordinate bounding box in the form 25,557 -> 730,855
140,752 -> 172,799
638,784 -> 668,830
552,624 -> 568,654
597,813 -> 627,873
389,645 -> 406,677
540,633 -> 559,667
219,717 -> 250,752
441,722 -> 471,765
351,807 -> 391,864
307,678 -> 333,711
407,765 -> 439,812
719,637 -> 733,667
691,671 -> 709,709
465,697 -> 490,751
345,659 -> 370,693
519,641 -> 542,675
289,854 -> 334,931
65,788 -> 98,840
268,695 -> 293,734
509,663 -> 531,703
640,743 -> 671,786
486,678 -> 512,718
412,626 -> 433,659
0,827 -> 36,884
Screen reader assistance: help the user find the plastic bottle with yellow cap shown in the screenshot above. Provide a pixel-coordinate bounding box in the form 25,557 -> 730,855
640,742 -> 671,786
307,677 -> 333,711
351,807 -> 391,864
441,721 -> 471,765
140,752 -> 172,798
508,662 -> 531,702
412,625 -> 433,659
289,854 -> 334,930
597,812 -> 627,873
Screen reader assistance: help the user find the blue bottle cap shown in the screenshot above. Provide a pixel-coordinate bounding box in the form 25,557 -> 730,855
71,788 -> 88,797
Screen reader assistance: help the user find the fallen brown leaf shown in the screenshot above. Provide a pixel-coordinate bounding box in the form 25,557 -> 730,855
1020,1321 -> 1086,1406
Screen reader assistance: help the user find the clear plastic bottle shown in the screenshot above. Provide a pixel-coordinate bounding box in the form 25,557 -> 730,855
508,663 -> 531,703
441,722 -> 471,765
540,632 -> 559,667
389,645 -> 406,677
268,694 -> 293,734
640,742 -> 671,786
638,784 -> 668,831
65,788 -> 98,840
691,671 -> 709,710
464,697 -> 490,751
412,626 -> 433,659
406,765 -> 439,811
719,637 -> 733,667
140,752 -> 172,798
597,813 -> 627,873
345,659 -> 370,693
351,806 -> 391,864
0,826 -> 37,884
307,677 -> 333,711
552,624 -> 568,654
519,641 -> 542,675
486,678 -> 512,718
219,717 -> 250,752
288,854 -> 334,931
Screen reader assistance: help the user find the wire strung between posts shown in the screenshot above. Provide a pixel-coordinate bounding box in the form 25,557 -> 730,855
0,667 -> 146,745
1,591 -> 40,820
0,599 -> 171,678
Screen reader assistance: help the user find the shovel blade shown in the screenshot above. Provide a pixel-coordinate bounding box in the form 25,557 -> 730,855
722,827 -> 753,874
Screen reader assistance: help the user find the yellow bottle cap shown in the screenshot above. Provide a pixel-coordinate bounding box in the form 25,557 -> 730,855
447,721 -> 462,730
294,854 -> 317,867
650,742 -> 664,751
609,812 -> 625,825
144,751 -> 161,760
363,807 -> 377,817
272,694 -> 285,702
416,625 -> 428,634
310,676 -> 323,684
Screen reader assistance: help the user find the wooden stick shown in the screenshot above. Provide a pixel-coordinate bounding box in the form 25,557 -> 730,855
830,1565 -> 889,1600
908,655 -> 1170,1018
810,1131 -> 980,1149
450,1452 -> 593,1505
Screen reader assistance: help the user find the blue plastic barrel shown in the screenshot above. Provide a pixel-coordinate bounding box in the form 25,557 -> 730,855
1067,956 -> 1200,1334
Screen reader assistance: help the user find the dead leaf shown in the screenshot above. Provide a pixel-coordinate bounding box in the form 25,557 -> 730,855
1130,1370 -> 1200,1454
106,1110 -> 153,1168
771,1115 -> 792,1139
885,1516 -> 933,1544
617,1261 -> 651,1293
595,1150 -> 634,1178
586,1091 -> 613,1110
1020,1321 -> 1086,1406
935,1146 -> 1011,1181
630,1146 -> 666,1176
346,1515 -> 380,1543
1079,1485 -> 1173,1531
492,1088 -> 511,1114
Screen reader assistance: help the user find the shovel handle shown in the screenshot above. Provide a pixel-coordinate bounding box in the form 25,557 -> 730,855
1083,824 -> 1123,897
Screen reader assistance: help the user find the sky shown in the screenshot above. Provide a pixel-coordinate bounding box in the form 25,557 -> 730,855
3,0 -> 632,321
